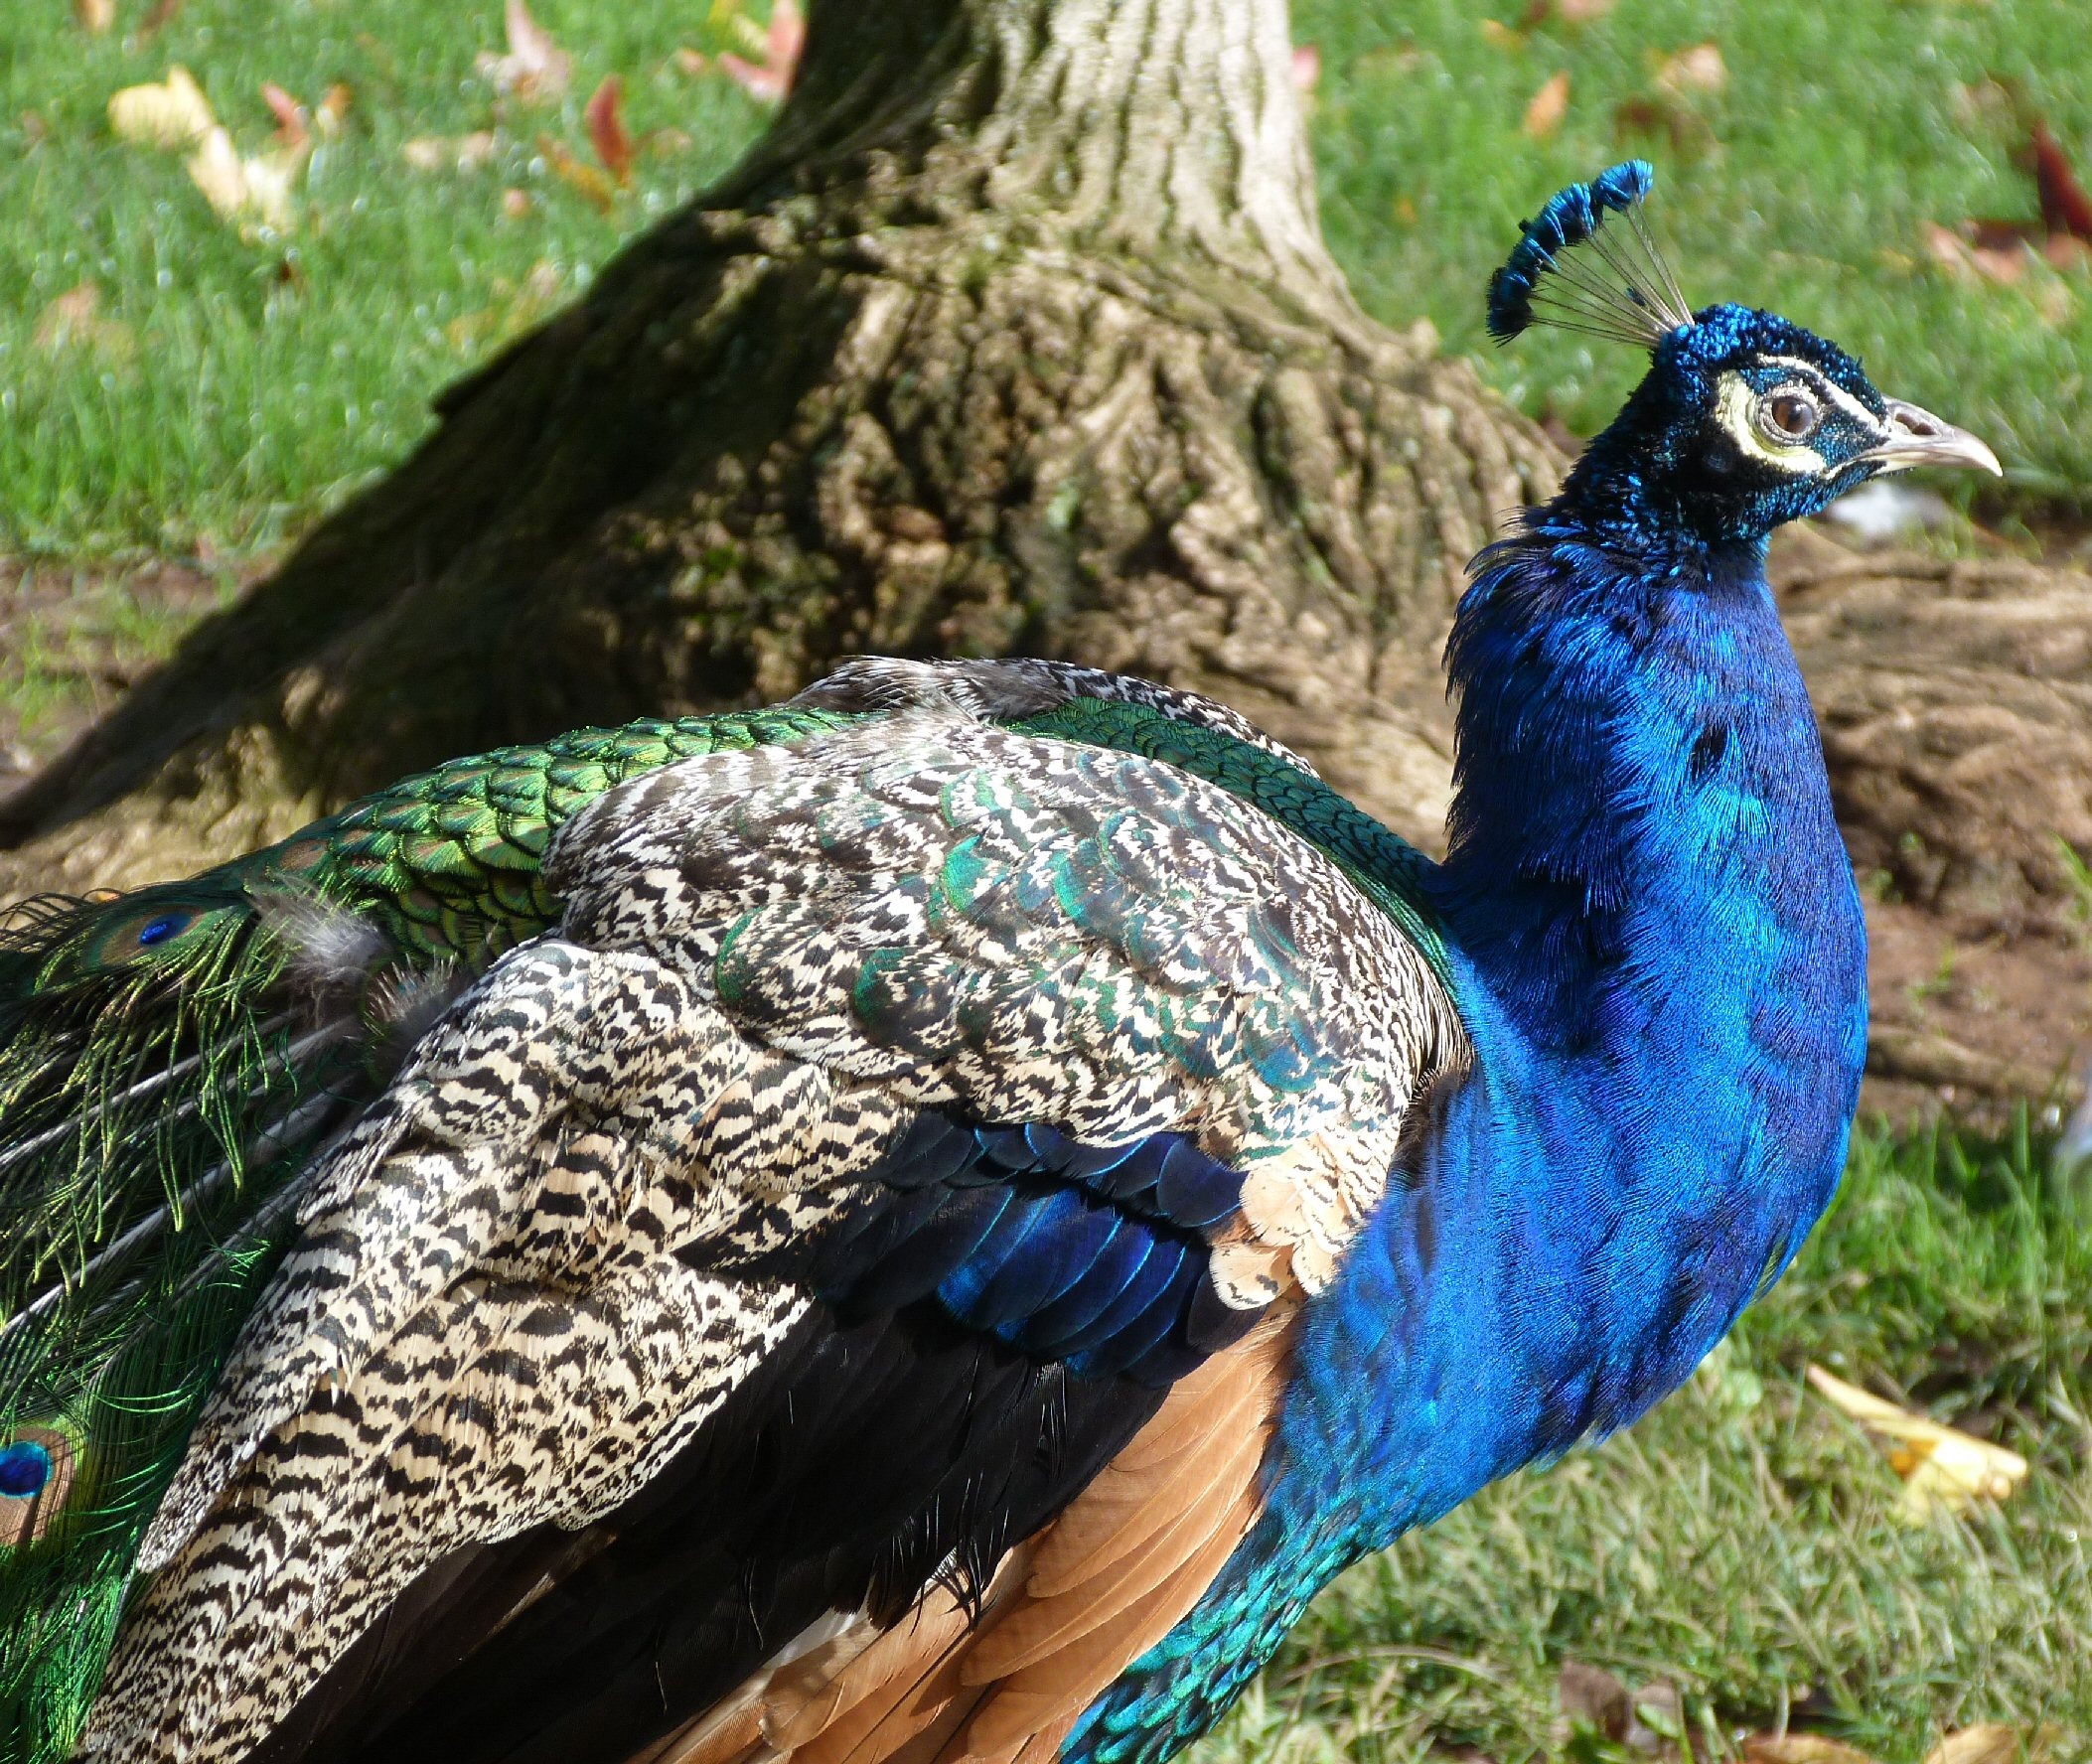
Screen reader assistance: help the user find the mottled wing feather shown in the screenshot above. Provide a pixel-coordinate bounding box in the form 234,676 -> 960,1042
95,701 -> 1462,1764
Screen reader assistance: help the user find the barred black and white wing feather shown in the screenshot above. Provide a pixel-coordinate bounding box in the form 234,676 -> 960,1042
84,696 -> 1465,1764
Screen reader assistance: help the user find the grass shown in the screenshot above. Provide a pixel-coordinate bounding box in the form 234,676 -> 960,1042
1198,1120 -> 2092,1764
0,0 -> 2088,557
2,4 -> 2089,1758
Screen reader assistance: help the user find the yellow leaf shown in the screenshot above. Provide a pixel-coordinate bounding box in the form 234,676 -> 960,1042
108,66 -> 217,150
185,125 -> 247,218
1480,19 -> 1526,49
1806,1366 -> 2028,1518
1923,1727 -> 2026,1764
1523,71 -> 1570,139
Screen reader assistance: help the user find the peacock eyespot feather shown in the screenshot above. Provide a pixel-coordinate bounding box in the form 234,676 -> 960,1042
0,1425 -> 78,1548
136,914 -> 185,948
0,1440 -> 51,1498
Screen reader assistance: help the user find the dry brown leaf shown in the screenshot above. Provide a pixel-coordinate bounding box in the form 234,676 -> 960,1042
1924,1727 -> 2026,1764
501,186 -> 531,218
139,0 -> 182,34
1523,70 -> 1570,139
1654,43 -> 1727,95
2031,121 -> 2092,241
584,75 -> 634,184
1558,1661 -> 1630,1741
1479,18 -> 1527,49
400,131 -> 498,173
1744,1736 -> 1881,1764
475,0 -> 571,102
1807,1365 -> 2029,1517
538,134 -> 616,212
108,67 -> 216,150
75,0 -> 116,34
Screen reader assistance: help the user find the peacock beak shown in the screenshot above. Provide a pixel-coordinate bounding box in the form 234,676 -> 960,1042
1859,398 -> 2003,477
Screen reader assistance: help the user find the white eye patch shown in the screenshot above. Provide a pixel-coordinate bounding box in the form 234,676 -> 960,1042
1714,371 -> 1826,476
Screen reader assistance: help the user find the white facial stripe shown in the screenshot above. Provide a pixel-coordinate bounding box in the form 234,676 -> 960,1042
1753,356 -> 1886,435
1715,371 -> 1825,476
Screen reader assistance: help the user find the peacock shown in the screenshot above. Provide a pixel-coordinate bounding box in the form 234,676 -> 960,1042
0,162 -> 2001,1764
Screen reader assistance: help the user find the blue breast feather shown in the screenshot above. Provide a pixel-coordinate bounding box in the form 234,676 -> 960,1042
1060,530 -> 1868,1764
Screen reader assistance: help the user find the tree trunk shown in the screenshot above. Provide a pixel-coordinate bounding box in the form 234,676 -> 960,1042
0,0 -> 1558,895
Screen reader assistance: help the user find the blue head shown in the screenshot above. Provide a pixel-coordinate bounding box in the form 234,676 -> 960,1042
1490,163 -> 2001,550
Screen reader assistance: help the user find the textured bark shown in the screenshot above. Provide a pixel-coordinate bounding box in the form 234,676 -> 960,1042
0,0 -> 1558,897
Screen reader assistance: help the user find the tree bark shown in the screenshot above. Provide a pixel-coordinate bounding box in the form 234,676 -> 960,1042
0,0 -> 1558,896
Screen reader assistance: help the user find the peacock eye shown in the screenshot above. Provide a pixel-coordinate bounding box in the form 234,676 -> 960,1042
1761,389 -> 1821,442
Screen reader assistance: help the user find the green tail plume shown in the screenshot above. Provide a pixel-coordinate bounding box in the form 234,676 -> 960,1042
0,705 -> 850,1763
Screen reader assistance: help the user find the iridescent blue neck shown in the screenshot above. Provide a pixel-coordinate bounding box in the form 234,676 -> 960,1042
1286,511 -> 1868,1548
1059,515 -> 1871,1764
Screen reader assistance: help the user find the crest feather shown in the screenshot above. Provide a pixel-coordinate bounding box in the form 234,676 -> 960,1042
1486,160 -> 1693,348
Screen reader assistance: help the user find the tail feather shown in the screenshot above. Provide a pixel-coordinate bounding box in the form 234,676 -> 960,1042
0,880 -> 403,1764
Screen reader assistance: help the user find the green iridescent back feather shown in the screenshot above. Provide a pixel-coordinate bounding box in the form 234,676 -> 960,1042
0,690 -> 1442,1763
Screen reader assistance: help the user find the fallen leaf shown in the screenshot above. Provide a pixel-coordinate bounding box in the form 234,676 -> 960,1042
2044,233 -> 2092,271
261,81 -> 308,150
31,281 -> 133,362
1654,43 -> 1727,95
1613,93 -> 1713,152
1744,1737 -> 1880,1764
718,0 -> 804,104
1479,18 -> 1527,49
501,186 -> 531,218
108,66 -> 217,150
314,82 -> 352,139
185,124 -> 308,229
2031,121 -> 2092,241
475,0 -> 571,102
1291,46 -> 1320,93
1559,1661 -> 1630,1741
1523,70 -> 1569,138
139,0 -> 183,34
185,124 -> 247,217
584,75 -> 634,184
401,131 -> 499,173
1923,1728 -> 2024,1764
538,133 -> 616,211
672,46 -> 708,76
1807,1365 -> 2029,1517
1923,220 -> 2028,285
75,0 -> 115,34
444,258 -> 566,351
1950,76 -> 2017,132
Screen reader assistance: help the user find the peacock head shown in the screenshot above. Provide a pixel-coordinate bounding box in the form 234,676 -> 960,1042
1487,161 -> 2001,549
